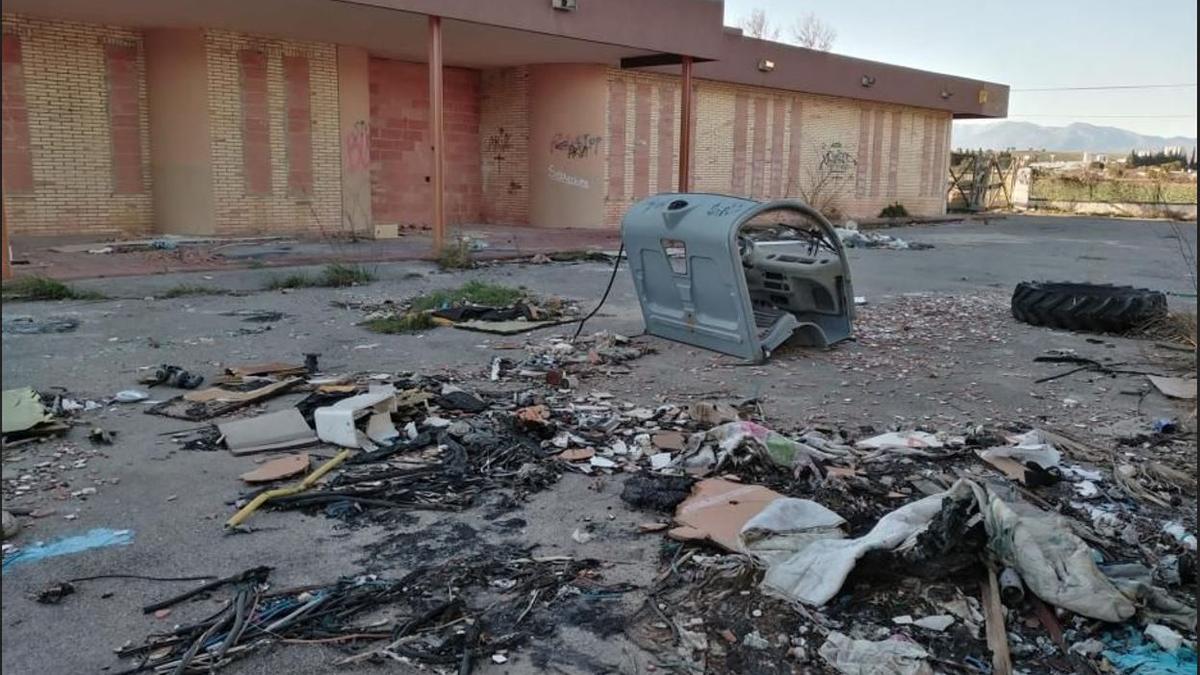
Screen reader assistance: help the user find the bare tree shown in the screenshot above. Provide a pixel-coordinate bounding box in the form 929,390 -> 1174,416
790,12 -> 836,51
792,141 -> 857,219
740,8 -> 780,40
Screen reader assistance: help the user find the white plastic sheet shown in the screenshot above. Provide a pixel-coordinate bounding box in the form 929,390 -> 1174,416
741,478 -> 1139,623
818,632 -> 932,675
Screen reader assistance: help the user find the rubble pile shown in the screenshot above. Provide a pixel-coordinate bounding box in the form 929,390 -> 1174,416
835,221 -> 935,250
2,288 -> 1195,674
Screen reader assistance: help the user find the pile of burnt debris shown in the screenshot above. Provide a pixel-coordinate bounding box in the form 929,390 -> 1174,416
3,308 -> 1196,673
113,551 -> 635,674
78,331 -> 1190,673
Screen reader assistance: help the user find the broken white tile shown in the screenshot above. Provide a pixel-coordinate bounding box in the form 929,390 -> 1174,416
913,615 -> 955,632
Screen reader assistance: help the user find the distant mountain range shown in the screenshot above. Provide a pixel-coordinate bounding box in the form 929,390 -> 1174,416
952,121 -> 1196,153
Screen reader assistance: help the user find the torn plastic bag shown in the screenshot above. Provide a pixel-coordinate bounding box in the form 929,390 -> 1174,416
818,632 -> 932,675
690,421 -> 847,474
980,487 -> 1135,623
756,480 -> 976,605
1100,563 -> 1197,631
977,429 -> 1063,485
740,498 -> 846,565
747,478 -> 1137,623
855,431 -> 942,451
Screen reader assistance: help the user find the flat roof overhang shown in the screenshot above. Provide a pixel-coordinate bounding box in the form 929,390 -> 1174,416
1,0 -> 724,68
643,31 -> 1009,119
4,1 -> 1007,117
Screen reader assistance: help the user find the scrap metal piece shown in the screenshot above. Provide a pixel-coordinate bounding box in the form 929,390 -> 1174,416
621,194 -> 854,362
225,450 -> 350,528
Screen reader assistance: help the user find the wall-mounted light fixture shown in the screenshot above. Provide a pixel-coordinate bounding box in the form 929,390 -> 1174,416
551,0 -> 577,10
940,90 -> 953,99
861,75 -> 876,88
757,59 -> 775,72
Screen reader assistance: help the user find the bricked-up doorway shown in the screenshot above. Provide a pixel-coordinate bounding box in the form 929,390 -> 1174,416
368,57 -> 481,232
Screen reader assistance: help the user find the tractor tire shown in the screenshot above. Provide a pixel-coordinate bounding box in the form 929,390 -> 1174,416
1011,282 -> 1167,334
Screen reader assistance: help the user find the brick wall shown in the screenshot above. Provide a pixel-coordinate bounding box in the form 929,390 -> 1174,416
1,14 -> 151,236
205,30 -> 340,235
603,70 -> 682,227
369,58 -> 481,228
2,32 -> 33,193
479,67 -> 529,225
604,67 -> 952,225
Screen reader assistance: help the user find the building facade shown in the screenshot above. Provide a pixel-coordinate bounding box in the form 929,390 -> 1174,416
1,2 -> 1007,239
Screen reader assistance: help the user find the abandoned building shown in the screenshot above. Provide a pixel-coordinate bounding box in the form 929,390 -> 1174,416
1,1 -> 1008,244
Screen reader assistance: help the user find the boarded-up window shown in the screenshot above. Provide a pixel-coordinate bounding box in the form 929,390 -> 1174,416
105,43 -> 143,194
2,33 -> 34,193
239,50 -> 271,195
283,55 -> 313,196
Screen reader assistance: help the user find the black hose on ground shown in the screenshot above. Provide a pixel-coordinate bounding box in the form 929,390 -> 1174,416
571,241 -> 625,343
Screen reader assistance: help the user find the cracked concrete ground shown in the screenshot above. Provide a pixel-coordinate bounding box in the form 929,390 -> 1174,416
1,214 -> 1196,674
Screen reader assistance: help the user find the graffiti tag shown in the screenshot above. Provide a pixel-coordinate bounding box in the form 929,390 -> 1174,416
550,133 -> 603,159
818,142 -> 855,177
548,165 -> 589,190
484,127 -> 512,163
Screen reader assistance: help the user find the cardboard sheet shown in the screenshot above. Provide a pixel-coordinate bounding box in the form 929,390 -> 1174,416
218,409 -> 318,455
668,478 -> 785,552
2,388 -> 50,434
184,378 -> 301,403
240,453 -> 310,483
1148,375 -> 1197,400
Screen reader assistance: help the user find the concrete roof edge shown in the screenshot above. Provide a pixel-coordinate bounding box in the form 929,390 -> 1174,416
650,32 -> 1010,118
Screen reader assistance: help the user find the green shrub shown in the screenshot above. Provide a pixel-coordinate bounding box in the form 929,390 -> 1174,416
2,276 -> 106,301
160,284 -> 230,298
265,264 -> 376,290
436,242 -> 474,270
319,263 -> 375,287
409,281 -> 524,311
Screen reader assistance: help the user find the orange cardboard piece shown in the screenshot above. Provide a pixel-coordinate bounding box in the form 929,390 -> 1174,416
652,431 -> 686,451
517,405 -> 551,424
667,478 -> 784,552
976,450 -> 1030,485
240,453 -> 310,483
184,378 -> 301,403
558,447 -> 595,462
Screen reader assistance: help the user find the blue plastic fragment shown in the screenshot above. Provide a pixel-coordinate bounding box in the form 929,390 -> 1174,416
2,528 -> 133,569
1153,418 -> 1178,434
1102,629 -> 1198,675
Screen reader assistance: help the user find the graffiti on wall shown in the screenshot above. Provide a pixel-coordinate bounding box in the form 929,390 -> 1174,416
550,133 -> 603,159
548,165 -> 589,190
343,120 -> 370,173
817,142 -> 855,177
485,127 -> 513,163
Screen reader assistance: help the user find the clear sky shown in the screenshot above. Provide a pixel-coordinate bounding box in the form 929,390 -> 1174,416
723,0 -> 1198,138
